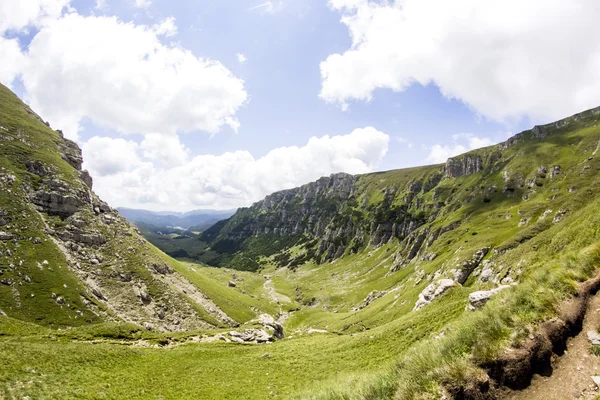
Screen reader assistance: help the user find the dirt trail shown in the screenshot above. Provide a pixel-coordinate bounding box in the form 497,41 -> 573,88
263,277 -> 291,304
509,294 -> 600,400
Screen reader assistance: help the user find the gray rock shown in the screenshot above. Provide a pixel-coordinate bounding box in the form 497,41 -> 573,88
453,248 -> 489,284
25,160 -> 49,177
352,290 -> 387,311
92,287 -> 105,300
587,331 -> 600,345
228,280 -> 237,288
32,191 -> 84,218
139,290 -> 151,304
0,231 -> 14,240
479,268 -> 494,282
152,263 -> 173,275
80,170 -> 93,189
414,279 -> 456,311
553,209 -> 569,224
468,285 -> 511,311
444,154 -> 483,179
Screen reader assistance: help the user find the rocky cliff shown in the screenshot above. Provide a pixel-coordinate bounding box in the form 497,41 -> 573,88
201,105 -> 600,274
0,84 -> 232,331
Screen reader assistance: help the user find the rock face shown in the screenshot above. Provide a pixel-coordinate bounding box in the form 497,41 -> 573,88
452,248 -> 490,284
0,84 -> 227,332
228,314 -> 284,343
444,154 -> 484,179
201,172 -> 435,268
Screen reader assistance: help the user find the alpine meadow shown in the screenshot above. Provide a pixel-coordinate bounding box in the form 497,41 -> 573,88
3,1 -> 600,399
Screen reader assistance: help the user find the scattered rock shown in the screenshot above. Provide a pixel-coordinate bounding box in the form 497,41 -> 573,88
152,263 -> 173,275
453,248 -> 489,284
352,290 -> 387,311
228,280 -> 237,288
139,290 -> 151,304
0,231 -> 14,240
518,218 -> 531,227
414,279 -> 456,311
480,268 -> 494,282
549,165 -> 562,178
25,160 -> 49,177
587,331 -> 600,345
92,287 -> 105,300
553,209 -> 569,224
468,285 -> 511,311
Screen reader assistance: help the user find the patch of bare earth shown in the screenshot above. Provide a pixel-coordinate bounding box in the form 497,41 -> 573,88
508,289 -> 600,399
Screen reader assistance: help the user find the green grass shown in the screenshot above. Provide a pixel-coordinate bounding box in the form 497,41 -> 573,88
3,80 -> 600,399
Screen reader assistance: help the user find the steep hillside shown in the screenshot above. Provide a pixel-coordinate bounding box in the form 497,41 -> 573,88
203,105 -> 600,283
0,83 -> 242,331
3,79 -> 600,400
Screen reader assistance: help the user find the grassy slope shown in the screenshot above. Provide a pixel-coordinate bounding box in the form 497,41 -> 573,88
0,85 -> 103,327
2,85 -> 600,399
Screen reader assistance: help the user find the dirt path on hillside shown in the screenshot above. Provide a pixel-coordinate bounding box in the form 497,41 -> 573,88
509,294 -> 600,400
263,277 -> 291,304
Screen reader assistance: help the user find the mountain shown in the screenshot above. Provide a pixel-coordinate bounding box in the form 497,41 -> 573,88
201,105 -> 600,278
3,80 -> 600,399
117,207 -> 235,231
0,83 -> 245,331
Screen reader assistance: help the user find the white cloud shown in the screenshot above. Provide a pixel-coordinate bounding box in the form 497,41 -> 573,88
134,0 -> 151,9
236,53 -> 247,64
3,13 -> 247,141
153,16 -> 177,37
140,133 -> 189,167
249,1 -> 284,15
0,0 -> 70,33
83,127 -> 390,210
0,37 -> 24,86
82,136 -> 142,176
321,0 -> 600,122
426,134 -> 495,164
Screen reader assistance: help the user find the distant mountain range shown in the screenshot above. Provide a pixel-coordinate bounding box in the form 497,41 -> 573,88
117,207 -> 236,231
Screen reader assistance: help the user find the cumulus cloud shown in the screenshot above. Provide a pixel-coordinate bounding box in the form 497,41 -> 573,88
153,16 -> 177,37
82,136 -> 142,176
140,133 -> 190,167
0,0 -> 70,33
0,37 -> 24,86
426,134 -> 495,164
0,12 -> 247,141
83,128 -> 390,210
322,0 -> 600,122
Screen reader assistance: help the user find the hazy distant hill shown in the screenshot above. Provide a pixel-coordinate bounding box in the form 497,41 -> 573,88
117,207 -> 235,231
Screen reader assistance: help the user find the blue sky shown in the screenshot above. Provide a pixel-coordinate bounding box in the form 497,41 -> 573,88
1,0 -> 599,210
72,0 -> 523,168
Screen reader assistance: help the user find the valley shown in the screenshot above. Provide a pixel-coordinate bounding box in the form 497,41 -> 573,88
3,81 -> 600,399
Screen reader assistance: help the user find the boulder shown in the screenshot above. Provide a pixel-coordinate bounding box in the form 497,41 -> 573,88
453,248 -> 489,284
587,331 -> 600,345
414,279 -> 456,311
468,285 -> 511,311
0,231 -> 14,240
